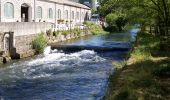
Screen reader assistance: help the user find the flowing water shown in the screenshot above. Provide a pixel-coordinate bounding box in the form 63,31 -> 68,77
0,29 -> 139,100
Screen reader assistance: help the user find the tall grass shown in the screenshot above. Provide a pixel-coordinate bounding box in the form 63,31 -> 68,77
84,22 -> 108,35
32,33 -> 48,54
105,32 -> 170,100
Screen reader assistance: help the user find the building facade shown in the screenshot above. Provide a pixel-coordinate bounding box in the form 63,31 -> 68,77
0,0 -> 91,26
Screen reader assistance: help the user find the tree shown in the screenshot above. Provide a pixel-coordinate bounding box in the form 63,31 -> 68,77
99,0 -> 170,36
116,16 -> 128,31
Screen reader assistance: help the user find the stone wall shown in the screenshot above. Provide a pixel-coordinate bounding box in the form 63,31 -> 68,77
14,34 -> 37,58
0,33 -> 5,50
48,29 -> 91,43
0,22 -> 52,60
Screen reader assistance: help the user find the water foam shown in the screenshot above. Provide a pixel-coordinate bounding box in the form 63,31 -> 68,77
43,46 -> 51,55
0,48 -> 106,80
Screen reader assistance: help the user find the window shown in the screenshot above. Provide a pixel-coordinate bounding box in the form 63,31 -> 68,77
37,6 -> 42,18
58,9 -> 61,19
48,8 -> 53,19
4,2 -> 14,18
71,11 -> 74,20
76,12 -> 79,20
65,10 -> 68,19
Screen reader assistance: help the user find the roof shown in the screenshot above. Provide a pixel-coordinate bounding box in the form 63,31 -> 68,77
39,0 -> 91,9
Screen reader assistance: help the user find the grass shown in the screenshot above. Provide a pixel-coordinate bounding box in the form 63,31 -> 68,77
105,32 -> 170,100
32,33 -> 48,54
84,21 -> 109,35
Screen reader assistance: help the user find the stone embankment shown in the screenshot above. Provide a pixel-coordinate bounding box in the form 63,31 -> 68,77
48,29 -> 91,43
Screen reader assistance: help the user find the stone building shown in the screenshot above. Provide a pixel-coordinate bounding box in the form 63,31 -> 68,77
0,0 -> 91,24
0,0 -> 91,60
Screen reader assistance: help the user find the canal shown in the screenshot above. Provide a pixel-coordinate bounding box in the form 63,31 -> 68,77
0,29 -> 139,100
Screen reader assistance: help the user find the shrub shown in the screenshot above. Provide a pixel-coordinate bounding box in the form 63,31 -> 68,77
46,29 -> 53,36
74,28 -> 81,35
70,29 -> 75,33
84,22 -> 104,35
106,13 -> 118,27
32,33 -> 48,54
154,64 -> 170,78
112,60 -> 127,69
105,13 -> 128,32
104,25 -> 118,32
53,30 -> 59,37
62,30 -> 70,36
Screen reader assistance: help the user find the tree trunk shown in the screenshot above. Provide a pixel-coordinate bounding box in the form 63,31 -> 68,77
162,0 -> 169,36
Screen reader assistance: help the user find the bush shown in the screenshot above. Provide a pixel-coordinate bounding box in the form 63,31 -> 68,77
84,22 -> 104,35
105,13 -> 118,27
105,13 -> 128,32
53,30 -> 59,37
74,28 -> 81,35
154,64 -> 170,78
104,25 -> 118,32
116,17 -> 128,31
62,30 -> 69,36
32,33 -> 48,54
46,29 -> 53,36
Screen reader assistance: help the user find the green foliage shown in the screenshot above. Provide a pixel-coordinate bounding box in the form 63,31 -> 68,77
116,17 -> 128,31
154,63 -> 170,78
53,30 -> 59,37
46,29 -> 53,36
99,0 -> 170,36
74,28 -> 81,36
112,60 -> 127,69
84,22 -> 105,35
62,30 -> 69,36
106,13 -> 118,26
105,13 -> 128,32
106,32 -> 170,100
32,33 -> 48,54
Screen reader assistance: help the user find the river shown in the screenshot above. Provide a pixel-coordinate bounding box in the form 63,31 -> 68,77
0,29 -> 139,100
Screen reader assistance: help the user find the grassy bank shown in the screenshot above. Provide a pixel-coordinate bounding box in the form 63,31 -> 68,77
84,22 -> 109,35
105,32 -> 170,100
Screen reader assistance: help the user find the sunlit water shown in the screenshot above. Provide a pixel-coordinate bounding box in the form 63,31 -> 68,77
0,28 -> 139,100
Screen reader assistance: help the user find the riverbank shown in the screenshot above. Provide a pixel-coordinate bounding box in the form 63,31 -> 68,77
105,32 -> 170,100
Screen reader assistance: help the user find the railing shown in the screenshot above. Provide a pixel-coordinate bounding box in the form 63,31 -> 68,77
54,23 -> 85,31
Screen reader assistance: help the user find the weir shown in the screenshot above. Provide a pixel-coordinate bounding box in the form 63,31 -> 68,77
51,44 -> 131,52
50,33 -> 133,52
